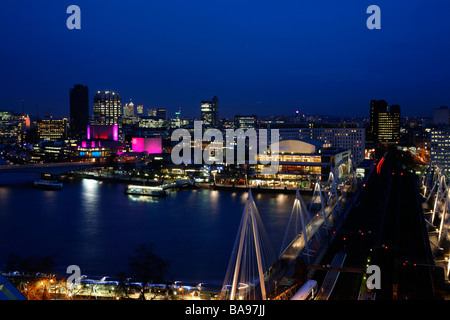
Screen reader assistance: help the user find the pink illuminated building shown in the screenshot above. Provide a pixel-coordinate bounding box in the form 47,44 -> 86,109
87,124 -> 119,141
131,137 -> 162,154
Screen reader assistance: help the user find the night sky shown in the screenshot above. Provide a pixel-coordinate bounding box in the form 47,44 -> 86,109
1,0 -> 450,119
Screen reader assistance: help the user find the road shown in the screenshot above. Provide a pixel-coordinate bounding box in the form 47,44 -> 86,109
313,148 -> 437,300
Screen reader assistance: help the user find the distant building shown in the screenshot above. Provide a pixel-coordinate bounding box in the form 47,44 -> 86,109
368,100 -> 400,144
255,139 -> 352,186
148,108 -> 168,120
430,126 -> 450,176
69,84 -> 89,139
235,115 -> 258,130
87,124 -> 119,141
123,101 -> 135,117
368,100 -> 388,143
131,137 -> 163,155
93,91 -> 122,126
262,122 -> 365,165
77,124 -> 125,161
201,96 -> 219,128
37,118 -> 68,141
378,105 -> 400,143
137,105 -> 144,116
433,106 -> 450,125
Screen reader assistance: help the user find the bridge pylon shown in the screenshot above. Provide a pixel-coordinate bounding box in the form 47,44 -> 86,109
220,189 -> 275,300
421,163 -> 450,258
279,188 -> 314,263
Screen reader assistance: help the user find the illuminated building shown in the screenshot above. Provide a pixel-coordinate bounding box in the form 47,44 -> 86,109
254,139 -> 351,187
131,137 -> 163,155
148,108 -> 168,120
77,124 -> 125,161
377,105 -> 400,143
70,84 -> 89,139
368,100 -> 400,144
433,106 -> 450,125
37,118 -> 68,141
123,101 -> 135,117
201,96 -> 219,128
77,139 -> 125,162
234,115 -> 258,130
137,105 -> 144,116
87,124 -> 119,141
368,100 -> 388,143
430,126 -> 450,175
93,91 -> 122,126
262,123 -> 365,165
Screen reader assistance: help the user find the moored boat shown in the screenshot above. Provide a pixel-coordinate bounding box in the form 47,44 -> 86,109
125,185 -> 167,197
33,179 -> 63,190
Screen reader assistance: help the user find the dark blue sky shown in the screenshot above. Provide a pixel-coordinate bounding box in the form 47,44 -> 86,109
1,1 -> 450,119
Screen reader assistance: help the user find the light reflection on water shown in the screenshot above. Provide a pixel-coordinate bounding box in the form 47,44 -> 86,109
0,175 -> 304,282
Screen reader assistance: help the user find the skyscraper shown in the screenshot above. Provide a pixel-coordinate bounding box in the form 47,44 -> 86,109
137,105 -> 144,116
201,96 -> 219,128
368,100 -> 400,144
368,100 -> 388,143
69,84 -> 89,139
123,101 -> 135,117
92,91 -> 122,126
377,105 -> 401,143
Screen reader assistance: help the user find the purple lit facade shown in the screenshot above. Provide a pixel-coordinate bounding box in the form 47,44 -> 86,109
131,137 -> 162,154
87,124 -> 119,141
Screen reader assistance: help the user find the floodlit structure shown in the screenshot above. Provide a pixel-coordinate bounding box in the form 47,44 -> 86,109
220,189 -> 275,300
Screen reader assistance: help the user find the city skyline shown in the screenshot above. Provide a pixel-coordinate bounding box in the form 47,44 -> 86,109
1,1 -> 450,119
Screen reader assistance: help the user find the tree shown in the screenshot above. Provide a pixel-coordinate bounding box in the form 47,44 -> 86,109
128,243 -> 170,300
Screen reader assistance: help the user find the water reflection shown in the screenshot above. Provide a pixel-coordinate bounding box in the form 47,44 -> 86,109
0,176 -> 298,281
127,194 -> 160,203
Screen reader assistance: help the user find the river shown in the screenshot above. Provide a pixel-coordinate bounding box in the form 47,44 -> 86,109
0,160 -> 307,284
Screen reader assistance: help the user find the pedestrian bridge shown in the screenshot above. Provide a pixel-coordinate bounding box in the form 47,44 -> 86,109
220,158 -> 360,300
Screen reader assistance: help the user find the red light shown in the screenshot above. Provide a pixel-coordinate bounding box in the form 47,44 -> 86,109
385,245 -> 388,249
401,173 -> 403,176
343,237 -> 346,241
363,184 -> 366,188
392,172 -> 395,175
361,232 -> 364,236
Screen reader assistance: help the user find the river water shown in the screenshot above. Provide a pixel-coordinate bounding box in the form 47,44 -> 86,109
0,160 -> 307,283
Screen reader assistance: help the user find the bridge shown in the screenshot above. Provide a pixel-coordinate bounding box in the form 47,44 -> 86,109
220,159 -> 360,300
419,163 -> 450,278
0,162 -> 103,176
220,148 -> 446,300
0,160 -> 147,176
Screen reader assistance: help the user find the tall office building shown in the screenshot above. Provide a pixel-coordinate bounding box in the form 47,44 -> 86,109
69,84 -> 89,139
431,106 -> 450,176
92,91 -> 122,126
123,101 -> 135,117
368,100 -> 388,143
377,105 -> 400,143
430,127 -> 450,176
37,118 -> 68,141
368,100 -> 400,144
235,115 -> 258,130
201,96 -> 219,128
148,108 -> 168,120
